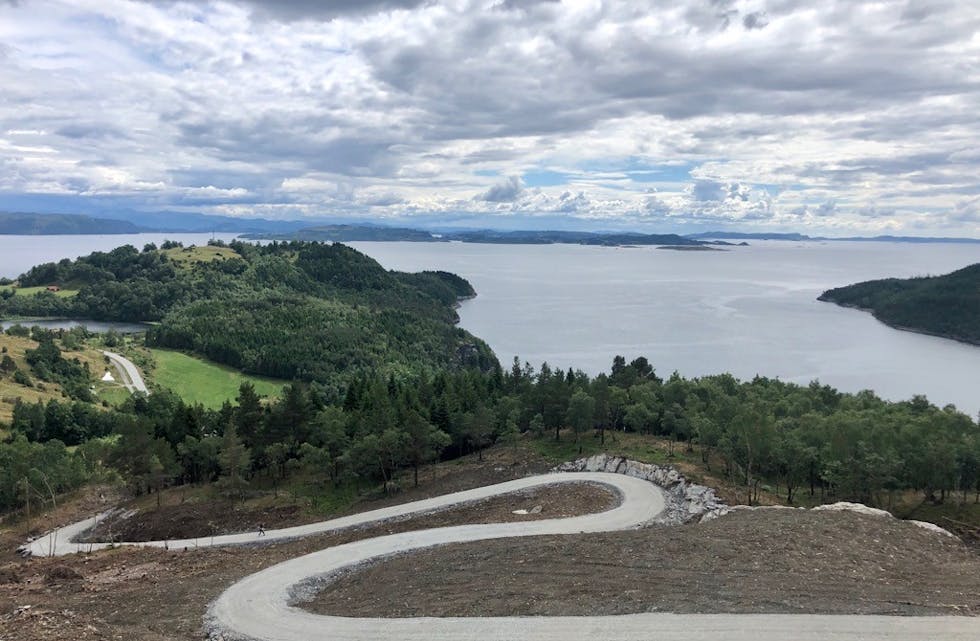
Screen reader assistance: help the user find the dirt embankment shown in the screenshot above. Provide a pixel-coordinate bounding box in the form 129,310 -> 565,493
308,509 -> 980,618
79,446 -> 556,543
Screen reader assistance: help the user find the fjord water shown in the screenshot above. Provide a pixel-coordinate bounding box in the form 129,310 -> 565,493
1,234 -> 977,416
350,241 -> 980,417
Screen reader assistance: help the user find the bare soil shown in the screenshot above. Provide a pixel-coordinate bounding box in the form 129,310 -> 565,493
307,509 -> 980,618
0,481 -> 614,641
2,446 -> 979,641
79,502 -> 310,543
78,446 -> 555,543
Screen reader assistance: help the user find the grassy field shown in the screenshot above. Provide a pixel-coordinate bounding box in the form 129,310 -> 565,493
1,285 -> 79,297
147,348 -> 284,408
162,244 -> 241,268
0,333 -> 113,424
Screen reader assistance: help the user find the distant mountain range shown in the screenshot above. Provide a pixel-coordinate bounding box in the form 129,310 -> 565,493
0,211 -> 311,235
0,212 -> 143,235
2,211 -> 978,244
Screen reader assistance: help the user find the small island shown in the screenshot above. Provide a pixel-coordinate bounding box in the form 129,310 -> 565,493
818,262 -> 980,345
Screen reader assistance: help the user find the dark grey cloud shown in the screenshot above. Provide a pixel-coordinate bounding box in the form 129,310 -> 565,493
170,112 -> 400,177
692,179 -> 752,203
238,0 -> 429,20
167,168 -> 284,194
55,123 -> 128,140
480,176 -> 524,202
815,201 -> 837,217
856,205 -> 896,219
494,0 -> 561,11
360,193 -> 406,206
742,11 -> 768,29
692,179 -> 727,202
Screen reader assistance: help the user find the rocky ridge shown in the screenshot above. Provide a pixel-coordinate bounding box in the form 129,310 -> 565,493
553,454 -> 729,524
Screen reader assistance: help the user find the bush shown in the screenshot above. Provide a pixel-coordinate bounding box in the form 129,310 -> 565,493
13,369 -> 32,387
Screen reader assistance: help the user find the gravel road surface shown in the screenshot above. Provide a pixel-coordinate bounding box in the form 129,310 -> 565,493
102,350 -> 148,394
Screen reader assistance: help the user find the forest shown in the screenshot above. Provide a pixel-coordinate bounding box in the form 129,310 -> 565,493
2,335 -> 978,517
819,262 -> 980,345
0,240 -> 495,383
1,242 -> 978,526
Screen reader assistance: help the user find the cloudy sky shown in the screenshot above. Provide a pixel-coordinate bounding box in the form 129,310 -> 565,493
1,0 -> 979,234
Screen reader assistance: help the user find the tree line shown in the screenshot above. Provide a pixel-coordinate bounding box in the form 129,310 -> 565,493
3,353 -> 978,514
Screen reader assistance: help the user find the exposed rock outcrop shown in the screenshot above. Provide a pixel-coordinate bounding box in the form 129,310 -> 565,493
553,454 -> 729,524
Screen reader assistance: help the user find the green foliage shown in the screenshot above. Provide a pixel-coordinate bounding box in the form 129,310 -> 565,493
0,240 -> 493,383
148,348 -> 283,409
217,422 -> 251,502
4,350 -> 979,519
24,333 -> 92,401
3,242 -> 978,525
820,263 -> 980,344
0,436 -> 95,512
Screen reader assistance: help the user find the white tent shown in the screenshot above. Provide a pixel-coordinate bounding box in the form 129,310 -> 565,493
101,371 -> 115,382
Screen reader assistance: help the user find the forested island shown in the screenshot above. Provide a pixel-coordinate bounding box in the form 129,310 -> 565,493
245,225 -> 706,247
1,240 -> 979,543
819,263 -> 980,345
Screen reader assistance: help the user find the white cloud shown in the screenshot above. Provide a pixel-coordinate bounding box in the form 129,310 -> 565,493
0,0 -> 977,235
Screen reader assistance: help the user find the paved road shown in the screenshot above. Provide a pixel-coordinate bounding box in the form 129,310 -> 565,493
25,474 -> 979,640
102,350 -> 148,394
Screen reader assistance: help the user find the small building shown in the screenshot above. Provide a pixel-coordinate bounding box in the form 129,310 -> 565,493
101,370 -> 115,382
46,285 -> 60,292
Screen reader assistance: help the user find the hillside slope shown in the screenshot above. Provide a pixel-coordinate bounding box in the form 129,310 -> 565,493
819,263 -> 980,345
0,241 -> 495,382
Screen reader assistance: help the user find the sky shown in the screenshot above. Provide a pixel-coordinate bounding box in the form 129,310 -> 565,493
1,0 -> 979,235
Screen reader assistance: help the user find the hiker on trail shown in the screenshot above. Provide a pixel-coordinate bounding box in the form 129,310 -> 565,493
257,524 -> 266,537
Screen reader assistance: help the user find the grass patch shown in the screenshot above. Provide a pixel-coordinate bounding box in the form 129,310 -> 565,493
3,285 -> 78,298
147,348 -> 284,408
93,384 -> 133,407
163,245 -> 240,268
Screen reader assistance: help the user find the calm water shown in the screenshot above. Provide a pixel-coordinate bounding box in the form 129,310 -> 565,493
1,234 -> 977,416
0,319 -> 150,334
350,241 -> 980,417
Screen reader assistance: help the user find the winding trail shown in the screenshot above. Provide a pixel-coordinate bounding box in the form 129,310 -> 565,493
102,350 -> 149,394
26,473 -> 979,640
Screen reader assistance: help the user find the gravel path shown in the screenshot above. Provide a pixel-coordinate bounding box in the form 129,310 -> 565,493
25,473 -> 978,640
102,350 -> 148,394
